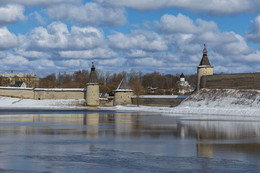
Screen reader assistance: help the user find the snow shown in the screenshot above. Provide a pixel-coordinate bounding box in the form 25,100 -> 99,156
0,97 -> 87,109
114,89 -> 133,92
34,88 -> 86,91
132,95 -> 188,99
0,87 -> 33,90
102,89 -> 260,117
0,88 -> 260,117
0,87 -> 86,91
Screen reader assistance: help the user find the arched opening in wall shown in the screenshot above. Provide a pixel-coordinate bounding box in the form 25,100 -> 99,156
38,98 -> 40,100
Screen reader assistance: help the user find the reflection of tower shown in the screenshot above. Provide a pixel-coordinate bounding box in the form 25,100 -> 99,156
86,113 -> 99,138
197,44 -> 213,90
86,63 -> 99,106
115,114 -> 132,136
196,131 -> 213,158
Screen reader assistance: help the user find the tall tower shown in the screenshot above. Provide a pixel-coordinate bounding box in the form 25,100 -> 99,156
197,44 -> 213,90
86,62 -> 99,106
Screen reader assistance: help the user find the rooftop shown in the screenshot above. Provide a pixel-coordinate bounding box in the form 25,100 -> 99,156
198,44 -> 212,67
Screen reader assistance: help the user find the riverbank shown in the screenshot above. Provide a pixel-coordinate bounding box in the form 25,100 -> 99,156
0,88 -> 260,116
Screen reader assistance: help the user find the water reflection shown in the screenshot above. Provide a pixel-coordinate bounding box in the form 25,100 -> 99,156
0,112 -> 260,169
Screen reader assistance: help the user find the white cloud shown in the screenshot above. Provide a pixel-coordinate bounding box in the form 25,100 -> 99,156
0,53 -> 29,66
69,26 -> 104,50
0,4 -> 25,25
30,59 -> 55,70
155,14 -> 197,34
240,51 -> 260,62
59,47 -> 117,59
46,2 -> 126,26
131,57 -> 164,67
98,58 -> 126,66
246,15 -> 260,43
0,0 -> 81,6
0,27 -> 17,50
58,59 -> 88,67
156,14 -> 251,57
95,0 -> 254,15
14,49 -> 50,59
126,49 -> 147,58
108,30 -> 168,51
25,22 -> 104,51
33,11 -> 46,25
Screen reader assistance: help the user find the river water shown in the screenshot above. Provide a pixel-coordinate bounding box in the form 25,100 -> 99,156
0,110 -> 259,172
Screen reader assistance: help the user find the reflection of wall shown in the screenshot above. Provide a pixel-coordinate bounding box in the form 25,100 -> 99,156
115,114 -> 132,135
197,143 -> 213,158
86,113 -> 99,137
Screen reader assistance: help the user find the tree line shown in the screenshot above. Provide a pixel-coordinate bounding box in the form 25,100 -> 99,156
39,70 -> 197,95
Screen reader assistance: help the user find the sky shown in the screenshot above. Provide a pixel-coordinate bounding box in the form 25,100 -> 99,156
1,0 -> 260,77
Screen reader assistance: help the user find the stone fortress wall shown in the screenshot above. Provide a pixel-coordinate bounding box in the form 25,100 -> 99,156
0,87 -> 86,100
200,73 -> 260,90
196,44 -> 260,91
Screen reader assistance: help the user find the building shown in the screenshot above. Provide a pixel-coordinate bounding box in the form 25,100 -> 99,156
113,78 -> 134,106
0,72 -> 39,88
197,44 -> 213,90
86,63 -> 100,106
177,73 -> 193,95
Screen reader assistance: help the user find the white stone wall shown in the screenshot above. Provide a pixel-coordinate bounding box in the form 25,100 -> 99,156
197,67 -> 213,90
0,87 -> 34,99
86,84 -> 99,106
0,87 -> 86,100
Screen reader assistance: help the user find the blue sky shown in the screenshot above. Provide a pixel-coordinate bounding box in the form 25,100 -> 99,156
1,0 -> 260,77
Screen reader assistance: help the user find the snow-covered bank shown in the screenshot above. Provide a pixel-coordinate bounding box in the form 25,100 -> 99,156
102,89 -> 260,116
0,88 -> 260,116
0,97 -> 87,109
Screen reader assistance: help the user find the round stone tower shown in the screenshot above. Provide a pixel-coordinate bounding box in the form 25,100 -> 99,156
197,44 -> 213,90
113,78 -> 133,106
86,63 -> 99,106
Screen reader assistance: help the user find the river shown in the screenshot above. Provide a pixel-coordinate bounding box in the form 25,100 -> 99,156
0,110 -> 259,172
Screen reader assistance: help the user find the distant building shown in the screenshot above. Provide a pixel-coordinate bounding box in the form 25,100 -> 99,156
0,72 -> 39,88
9,81 -> 27,88
177,73 -> 193,95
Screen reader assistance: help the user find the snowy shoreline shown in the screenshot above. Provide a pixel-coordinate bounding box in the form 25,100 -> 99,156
0,88 -> 260,117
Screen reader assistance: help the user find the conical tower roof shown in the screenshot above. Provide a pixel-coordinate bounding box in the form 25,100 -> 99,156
180,73 -> 185,78
114,78 -> 133,92
87,62 -> 98,84
199,44 -> 212,67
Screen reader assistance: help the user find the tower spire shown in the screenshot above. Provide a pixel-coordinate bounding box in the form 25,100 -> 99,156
199,44 -> 211,66
91,62 -> 95,72
203,44 -> 207,55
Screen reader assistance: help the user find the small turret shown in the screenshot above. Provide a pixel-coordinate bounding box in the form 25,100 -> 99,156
197,44 -> 213,90
86,62 -> 99,106
113,78 -> 133,106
